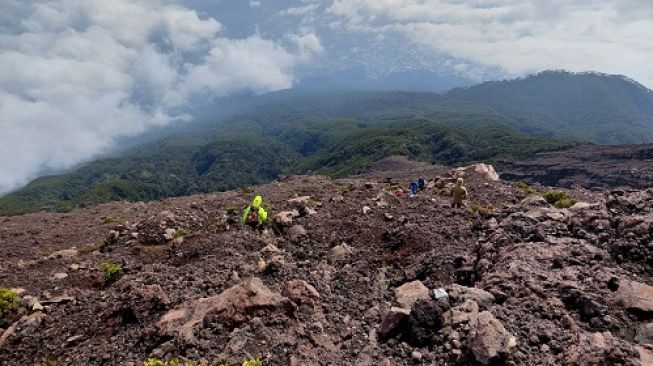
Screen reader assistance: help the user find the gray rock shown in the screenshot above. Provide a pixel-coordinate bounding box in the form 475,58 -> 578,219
635,322 -> 653,345
47,249 -> 78,260
273,211 -> 294,226
329,243 -> 353,260
447,284 -> 495,310
287,225 -> 307,242
163,228 -> 176,241
52,272 -> 68,280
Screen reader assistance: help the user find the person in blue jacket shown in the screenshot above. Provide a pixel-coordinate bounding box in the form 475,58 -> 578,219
410,181 -> 418,197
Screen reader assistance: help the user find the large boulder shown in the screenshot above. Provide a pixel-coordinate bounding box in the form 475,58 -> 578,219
473,163 -> 500,181
394,280 -> 430,309
157,277 -> 296,342
616,280 -> 653,314
406,299 -> 445,346
467,311 -> 517,365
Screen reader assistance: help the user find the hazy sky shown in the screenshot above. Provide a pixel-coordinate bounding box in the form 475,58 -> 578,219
1,0 -> 652,193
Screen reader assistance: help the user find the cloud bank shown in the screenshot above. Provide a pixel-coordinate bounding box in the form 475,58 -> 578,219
324,0 -> 653,84
0,0 -> 320,194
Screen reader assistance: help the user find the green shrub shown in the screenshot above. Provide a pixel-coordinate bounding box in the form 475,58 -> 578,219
543,190 -> 578,208
100,262 -> 123,282
143,358 -> 198,366
142,359 -> 257,366
101,216 -> 121,225
242,360 -> 262,366
554,198 -> 578,209
516,181 -> 538,196
543,190 -> 568,204
467,203 -> 495,217
173,228 -> 189,238
0,287 -> 19,318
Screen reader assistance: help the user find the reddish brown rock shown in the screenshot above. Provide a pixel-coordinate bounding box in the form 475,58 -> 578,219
157,277 -> 295,342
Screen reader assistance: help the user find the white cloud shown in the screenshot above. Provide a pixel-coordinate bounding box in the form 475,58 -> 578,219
249,1 -> 262,8
0,0 -> 320,194
325,0 -> 653,87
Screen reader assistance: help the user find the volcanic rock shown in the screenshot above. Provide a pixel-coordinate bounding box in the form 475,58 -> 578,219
157,277 -> 296,342
467,311 -> 517,365
379,307 -> 410,340
394,280 -> 430,309
616,280 -> 653,314
447,284 -> 495,310
282,280 -> 320,306
287,225 -> 307,242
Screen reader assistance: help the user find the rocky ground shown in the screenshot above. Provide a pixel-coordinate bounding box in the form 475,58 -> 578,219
0,157 -> 652,365
499,143 -> 653,189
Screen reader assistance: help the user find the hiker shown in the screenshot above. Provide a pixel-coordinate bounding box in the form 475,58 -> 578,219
418,176 -> 426,191
410,181 -> 418,197
242,195 -> 268,229
394,187 -> 405,197
451,177 -> 468,208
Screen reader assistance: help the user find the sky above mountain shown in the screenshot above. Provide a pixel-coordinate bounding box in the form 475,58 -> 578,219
1,0 -> 652,194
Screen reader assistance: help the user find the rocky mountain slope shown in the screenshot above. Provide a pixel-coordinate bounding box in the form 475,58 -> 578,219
1,158 -> 652,365
499,143 -> 653,190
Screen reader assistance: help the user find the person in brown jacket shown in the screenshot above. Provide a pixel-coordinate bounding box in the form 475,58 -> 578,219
451,177 -> 468,208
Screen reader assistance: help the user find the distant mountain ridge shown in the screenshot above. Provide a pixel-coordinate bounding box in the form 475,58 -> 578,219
445,70 -> 653,144
3,70 -> 653,215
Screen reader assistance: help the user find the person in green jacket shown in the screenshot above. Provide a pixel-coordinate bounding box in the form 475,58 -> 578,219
242,195 -> 268,228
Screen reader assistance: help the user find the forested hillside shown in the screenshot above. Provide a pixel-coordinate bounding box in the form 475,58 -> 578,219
445,71 -> 653,143
0,95 -> 571,215
5,71 -> 653,215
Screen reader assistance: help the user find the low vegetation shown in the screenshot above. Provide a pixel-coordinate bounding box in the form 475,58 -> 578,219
544,190 -> 578,208
100,262 -> 123,283
0,287 -> 19,319
0,92 -> 574,216
142,358 -> 262,366
173,228 -> 189,239
516,181 -> 538,196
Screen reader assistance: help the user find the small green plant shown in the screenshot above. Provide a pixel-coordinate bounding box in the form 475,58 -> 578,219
554,197 -> 578,209
79,242 -> 104,256
27,228 -> 41,236
173,228 -> 189,238
516,181 -> 538,196
543,190 -> 578,208
467,203 -> 495,217
335,184 -> 353,194
143,359 -> 228,366
0,287 -> 19,318
242,359 -> 262,366
40,360 -> 59,366
101,216 -> 121,225
100,262 -> 123,282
